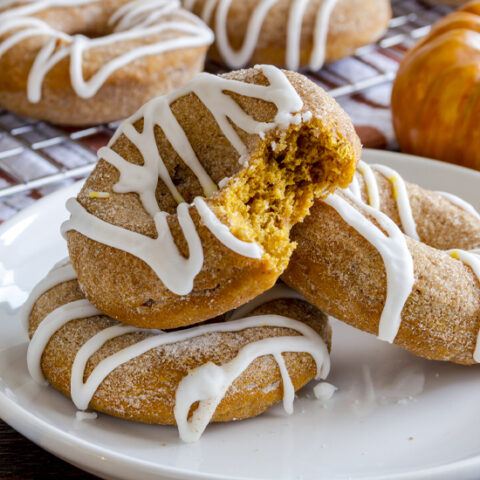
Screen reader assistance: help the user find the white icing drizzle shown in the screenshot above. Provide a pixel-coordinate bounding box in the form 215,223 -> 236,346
0,0 -> 96,17
25,270 -> 330,442
436,191 -> 480,220
347,161 -> 480,241
370,164 -> 419,241
446,249 -> 480,362
62,198 -> 205,296
313,381 -> 337,402
28,299 -> 102,383
353,160 -> 380,209
0,0 -> 214,102
324,191 -> 415,343
345,161 -> 418,239
75,411 -> 98,421
184,0 -> 338,70
308,0 -> 338,71
63,65 -> 303,296
193,197 -> 264,259
175,318 -> 329,442
20,261 -> 77,332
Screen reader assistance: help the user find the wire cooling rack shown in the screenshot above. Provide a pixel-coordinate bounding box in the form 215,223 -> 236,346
0,0 -> 454,222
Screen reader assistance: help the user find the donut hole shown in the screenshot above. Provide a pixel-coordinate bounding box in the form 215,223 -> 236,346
215,121 -> 356,271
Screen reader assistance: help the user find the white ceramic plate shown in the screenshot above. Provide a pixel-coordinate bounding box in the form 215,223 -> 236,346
1,149 -> 480,480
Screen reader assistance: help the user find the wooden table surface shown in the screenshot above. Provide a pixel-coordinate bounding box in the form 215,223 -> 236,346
0,421 -> 98,479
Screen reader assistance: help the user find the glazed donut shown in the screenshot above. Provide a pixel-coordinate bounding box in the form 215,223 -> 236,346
62,65 -> 360,330
24,261 -> 331,443
183,0 -> 392,70
0,0 -> 213,125
391,2 -> 480,170
283,161 -> 480,365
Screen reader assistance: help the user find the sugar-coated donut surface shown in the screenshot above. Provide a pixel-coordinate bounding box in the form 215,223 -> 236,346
183,0 -> 391,70
0,0 -> 213,125
63,66 -> 360,330
25,261 -> 331,443
284,161 -> 480,364
347,161 -> 480,249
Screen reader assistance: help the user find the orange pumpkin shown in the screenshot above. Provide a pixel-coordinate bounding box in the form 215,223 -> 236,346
391,2 -> 480,170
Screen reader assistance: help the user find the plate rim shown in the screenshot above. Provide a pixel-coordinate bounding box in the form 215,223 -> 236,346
1,148 -> 480,480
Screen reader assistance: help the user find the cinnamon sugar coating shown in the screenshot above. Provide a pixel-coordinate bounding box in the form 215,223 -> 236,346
283,188 -> 480,365
356,170 -> 480,250
29,279 -> 331,425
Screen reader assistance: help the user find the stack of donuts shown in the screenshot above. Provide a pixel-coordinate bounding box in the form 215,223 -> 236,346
23,64 -> 360,442
15,0 -> 480,444
0,0 -> 392,125
23,62 -> 480,442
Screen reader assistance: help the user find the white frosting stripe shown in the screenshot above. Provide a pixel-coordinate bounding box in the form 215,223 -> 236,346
436,191 -> 480,220
347,161 -> 418,240
20,261 -> 76,332
286,0 -> 310,71
0,0 -> 96,18
187,0 -> 338,70
71,324 -> 139,410
214,0 -> 277,69
175,329 -> 328,442
62,198 -> 204,296
371,164 -> 420,241
447,249 -> 480,362
110,0 -> 177,31
309,0 -> 338,71
348,161 -> 480,242
27,299 -> 102,383
356,161 -> 380,209
273,352 -> 295,414
346,174 -> 362,202
0,0 -> 214,102
324,191 -> 415,343
193,197 -> 263,259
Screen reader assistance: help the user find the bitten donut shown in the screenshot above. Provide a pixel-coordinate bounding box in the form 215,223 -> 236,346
23,262 -> 331,443
0,0 -> 213,125
63,65 -> 360,330
183,0 -> 392,70
283,161 -> 480,365
391,2 -> 480,170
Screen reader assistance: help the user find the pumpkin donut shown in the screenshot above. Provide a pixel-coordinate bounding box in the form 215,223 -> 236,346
183,0 -> 392,70
391,2 -> 480,170
283,161 -> 480,365
0,0 -> 213,125
24,261 -> 331,443
62,65 -> 360,330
